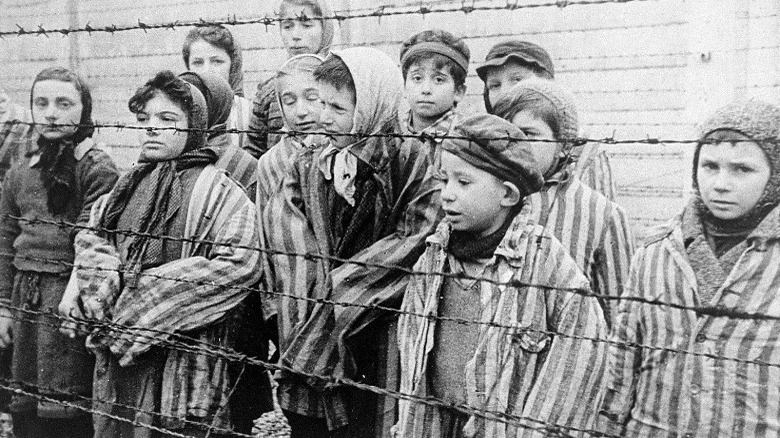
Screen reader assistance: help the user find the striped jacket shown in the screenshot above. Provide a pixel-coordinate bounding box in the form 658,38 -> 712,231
527,168 -> 634,326
573,143 -> 617,201
263,130 -> 442,428
599,203 -> 780,437
72,165 -> 261,430
396,202 -> 608,438
399,108 -> 464,176
255,135 -> 305,320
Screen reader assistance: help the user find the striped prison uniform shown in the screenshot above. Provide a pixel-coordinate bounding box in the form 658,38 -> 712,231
213,142 -> 258,199
599,203 -> 780,437
255,135 -> 306,320
263,129 -> 442,430
573,142 -> 617,201
396,202 -> 608,438
399,108 -> 464,177
73,165 -> 262,431
527,166 -> 634,326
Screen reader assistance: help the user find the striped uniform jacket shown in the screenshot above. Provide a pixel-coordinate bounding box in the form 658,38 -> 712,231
71,165 -> 261,430
244,77 -> 284,158
527,168 -> 634,326
255,135 -> 305,320
399,108 -> 464,176
573,142 -> 617,201
263,130 -> 442,428
396,202 -> 608,438
599,203 -> 780,437
213,142 -> 259,198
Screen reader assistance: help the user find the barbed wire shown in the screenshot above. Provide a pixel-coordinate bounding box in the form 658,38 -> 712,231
0,120 -> 727,145
0,305 -> 617,438
3,216 -> 780,325
0,0 -> 657,38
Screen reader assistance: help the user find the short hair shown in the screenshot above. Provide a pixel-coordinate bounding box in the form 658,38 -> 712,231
129,70 -> 193,116
279,0 -> 324,18
182,26 -> 236,68
313,55 -> 355,100
400,29 -> 470,88
493,89 -> 561,140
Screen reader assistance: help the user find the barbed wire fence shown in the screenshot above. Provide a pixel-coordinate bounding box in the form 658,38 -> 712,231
1,0 -> 780,436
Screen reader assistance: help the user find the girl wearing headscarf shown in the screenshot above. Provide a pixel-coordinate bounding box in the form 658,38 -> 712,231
57,70 -> 261,438
600,99 -> 780,437
0,67 -> 119,438
264,47 -> 442,438
179,71 -> 258,197
183,25 -> 253,150
245,0 -> 335,158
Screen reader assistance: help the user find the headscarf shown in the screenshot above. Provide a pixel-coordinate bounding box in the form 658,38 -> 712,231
277,0 -> 335,56
274,53 -> 324,128
178,71 -> 234,143
29,67 -> 95,216
182,25 -> 246,97
317,47 -> 403,205
101,74 -> 216,284
693,99 -> 780,242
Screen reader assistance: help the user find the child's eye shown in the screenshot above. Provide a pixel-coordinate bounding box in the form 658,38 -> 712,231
700,162 -> 718,171
191,60 -> 203,66
487,82 -> 500,90
735,165 -> 754,173
458,178 -> 471,186
136,114 -> 149,123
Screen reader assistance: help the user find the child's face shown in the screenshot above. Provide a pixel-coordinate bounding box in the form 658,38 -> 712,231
697,132 -> 771,221
511,109 -> 559,176
405,58 -> 464,123
135,92 -> 189,162
317,80 -> 356,149
280,4 -> 324,56
187,39 -> 232,83
278,71 -> 322,132
32,80 -> 83,141
485,60 -> 539,108
439,151 -> 515,237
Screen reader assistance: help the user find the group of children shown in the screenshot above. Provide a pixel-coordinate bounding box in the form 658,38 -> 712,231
0,0 -> 779,437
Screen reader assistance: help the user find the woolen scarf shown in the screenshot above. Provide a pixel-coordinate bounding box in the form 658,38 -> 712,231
448,208 -> 518,261
100,80 -> 214,286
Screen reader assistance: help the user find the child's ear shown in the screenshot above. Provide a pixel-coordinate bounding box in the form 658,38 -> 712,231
500,182 -> 522,207
454,84 -> 467,104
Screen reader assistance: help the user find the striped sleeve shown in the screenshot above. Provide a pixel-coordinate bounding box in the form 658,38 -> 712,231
282,149 -> 444,380
108,176 -> 262,366
598,247 -> 646,434
593,203 -> 635,327
577,148 -> 617,202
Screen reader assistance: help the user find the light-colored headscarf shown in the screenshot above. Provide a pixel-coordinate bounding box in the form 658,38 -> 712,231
275,53 -> 325,129
317,47 -> 404,205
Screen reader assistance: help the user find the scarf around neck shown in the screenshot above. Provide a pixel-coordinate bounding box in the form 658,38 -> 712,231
448,208 -> 518,261
100,148 -> 217,287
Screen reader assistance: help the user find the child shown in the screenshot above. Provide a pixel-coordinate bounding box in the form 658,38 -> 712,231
599,99 -> 780,437
255,53 -> 323,376
398,29 -> 469,176
395,114 -> 607,438
57,70 -> 262,438
246,0 -> 334,157
477,40 -> 617,200
255,53 -> 324,213
183,25 -> 252,149
179,71 -> 259,197
0,67 -> 119,438
493,78 -> 634,326
263,47 -> 441,437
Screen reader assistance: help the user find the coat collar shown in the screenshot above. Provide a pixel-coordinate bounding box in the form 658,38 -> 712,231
29,137 -> 95,168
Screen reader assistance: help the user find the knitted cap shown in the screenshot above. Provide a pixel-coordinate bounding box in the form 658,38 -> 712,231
694,98 -> 780,216
475,40 -> 554,81
442,114 -> 544,197
493,78 -> 579,147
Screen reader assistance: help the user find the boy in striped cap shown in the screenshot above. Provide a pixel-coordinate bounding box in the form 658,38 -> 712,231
399,29 -> 470,174
395,114 -> 607,438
